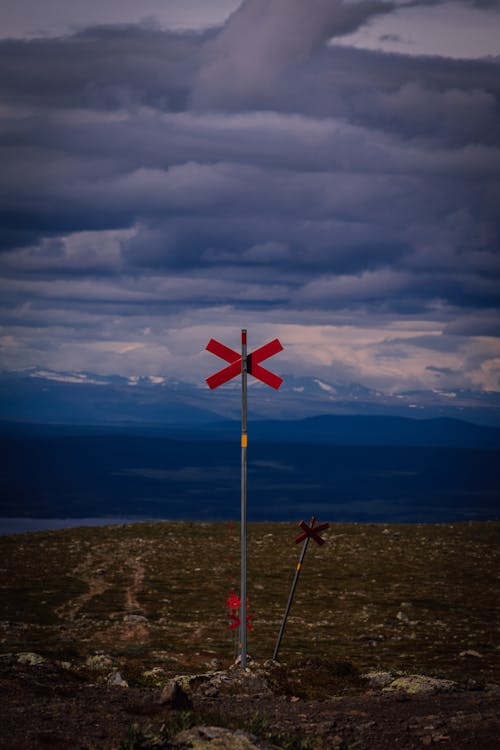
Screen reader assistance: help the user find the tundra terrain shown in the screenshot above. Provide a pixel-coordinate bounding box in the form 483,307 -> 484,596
0,521 -> 499,748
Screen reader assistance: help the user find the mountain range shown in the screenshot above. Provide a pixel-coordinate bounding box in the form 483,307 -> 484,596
1,366 -> 500,428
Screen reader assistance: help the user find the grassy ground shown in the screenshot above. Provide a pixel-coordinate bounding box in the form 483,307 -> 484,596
0,521 -> 499,684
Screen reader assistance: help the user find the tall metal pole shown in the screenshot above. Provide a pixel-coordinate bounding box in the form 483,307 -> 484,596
240,328 -> 248,668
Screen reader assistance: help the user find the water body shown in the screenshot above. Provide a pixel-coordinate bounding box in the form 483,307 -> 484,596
0,517 -> 157,537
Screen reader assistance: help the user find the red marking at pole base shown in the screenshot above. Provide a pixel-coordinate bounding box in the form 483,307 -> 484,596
206,337 -> 283,389
226,591 -> 241,611
295,517 -> 329,546
228,613 -> 253,631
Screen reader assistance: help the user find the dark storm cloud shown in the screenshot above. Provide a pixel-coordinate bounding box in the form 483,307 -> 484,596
0,0 -> 499,397
0,26 -> 204,111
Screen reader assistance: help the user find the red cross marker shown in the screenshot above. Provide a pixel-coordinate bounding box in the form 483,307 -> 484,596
247,339 -> 283,390
206,337 -> 283,390
295,517 -> 329,546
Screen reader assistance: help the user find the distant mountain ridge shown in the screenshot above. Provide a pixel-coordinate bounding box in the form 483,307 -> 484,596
1,366 -> 500,428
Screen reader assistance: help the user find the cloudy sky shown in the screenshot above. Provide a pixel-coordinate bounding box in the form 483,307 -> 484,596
1,0 -> 500,414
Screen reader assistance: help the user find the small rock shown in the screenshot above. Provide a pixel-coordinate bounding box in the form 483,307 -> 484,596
159,680 -> 192,709
17,652 -> 45,666
151,650 -> 178,662
85,654 -> 113,671
107,671 -> 129,688
123,614 -> 148,624
234,653 -> 253,665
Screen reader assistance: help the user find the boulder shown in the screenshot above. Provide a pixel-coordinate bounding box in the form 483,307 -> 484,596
384,675 -> 456,695
16,652 -> 45,666
363,670 -> 396,688
174,725 -> 278,749
159,679 -> 192,709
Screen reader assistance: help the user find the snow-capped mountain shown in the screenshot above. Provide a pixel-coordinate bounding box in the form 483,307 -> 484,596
1,367 -> 500,427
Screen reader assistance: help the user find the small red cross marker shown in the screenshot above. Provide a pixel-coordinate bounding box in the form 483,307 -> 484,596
206,337 -> 283,390
228,613 -> 253,631
273,514 -> 329,661
295,517 -> 329,546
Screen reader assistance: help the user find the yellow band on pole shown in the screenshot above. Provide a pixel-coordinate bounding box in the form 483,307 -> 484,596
241,434 -> 248,447
296,562 -> 302,571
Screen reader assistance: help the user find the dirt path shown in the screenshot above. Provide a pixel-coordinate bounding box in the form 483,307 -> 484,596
55,549 -> 112,622
125,557 -> 145,613
56,542 -> 147,622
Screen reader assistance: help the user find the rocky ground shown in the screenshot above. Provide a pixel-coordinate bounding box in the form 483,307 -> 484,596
0,521 -> 499,748
1,653 -> 499,749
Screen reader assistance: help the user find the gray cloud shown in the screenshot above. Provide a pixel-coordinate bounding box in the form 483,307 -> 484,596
192,0 -> 397,107
0,0 -> 499,407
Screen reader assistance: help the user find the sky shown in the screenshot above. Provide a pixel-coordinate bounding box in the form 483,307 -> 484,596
0,0 -> 500,417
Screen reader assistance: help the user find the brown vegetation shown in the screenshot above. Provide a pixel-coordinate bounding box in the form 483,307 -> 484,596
0,521 -> 499,748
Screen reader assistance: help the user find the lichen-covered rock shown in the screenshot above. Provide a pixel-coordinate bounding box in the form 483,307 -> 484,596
85,653 -> 113,671
174,725 -> 279,749
17,652 -> 45,666
384,675 -> 456,695
170,672 -> 214,694
171,666 -> 273,699
207,667 -> 272,697
363,670 -> 397,688
142,667 -> 166,685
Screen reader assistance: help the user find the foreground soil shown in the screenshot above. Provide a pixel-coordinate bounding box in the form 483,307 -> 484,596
1,655 -> 499,749
1,521 -> 499,748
